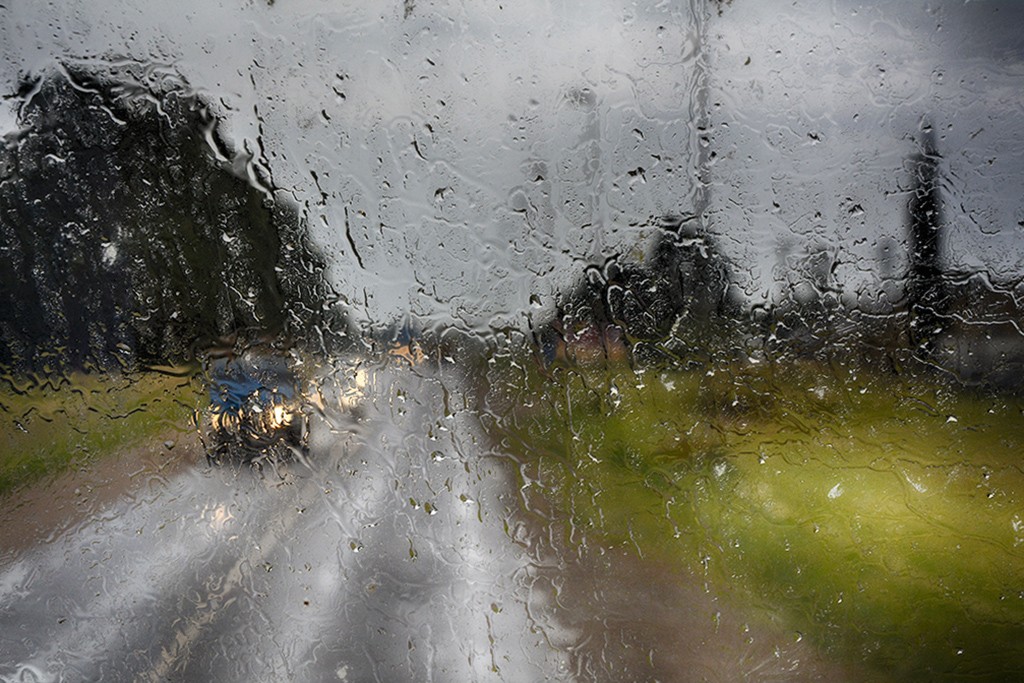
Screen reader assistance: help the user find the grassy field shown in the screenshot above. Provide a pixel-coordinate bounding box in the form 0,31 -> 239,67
494,357 -> 1024,681
0,369 -> 201,496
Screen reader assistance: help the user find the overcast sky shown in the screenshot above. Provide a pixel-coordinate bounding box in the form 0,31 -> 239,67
706,1 -> 1024,308
2,0 -> 1022,331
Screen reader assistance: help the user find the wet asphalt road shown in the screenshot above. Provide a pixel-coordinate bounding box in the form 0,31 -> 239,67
0,361 -> 570,682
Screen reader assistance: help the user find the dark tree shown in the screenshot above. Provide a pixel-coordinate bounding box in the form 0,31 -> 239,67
0,65 -> 343,374
541,215 -> 739,366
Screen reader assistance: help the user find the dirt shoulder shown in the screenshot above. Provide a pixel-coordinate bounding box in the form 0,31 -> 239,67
0,430 -> 203,558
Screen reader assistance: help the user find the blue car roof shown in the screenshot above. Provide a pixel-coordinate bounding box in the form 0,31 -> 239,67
207,357 -> 297,411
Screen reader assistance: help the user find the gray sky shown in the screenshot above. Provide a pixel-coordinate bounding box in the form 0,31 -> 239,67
2,0 -> 1022,331
706,1 -> 1024,307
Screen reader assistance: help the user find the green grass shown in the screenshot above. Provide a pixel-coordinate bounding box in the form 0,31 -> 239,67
496,358 -> 1024,682
0,369 -> 201,496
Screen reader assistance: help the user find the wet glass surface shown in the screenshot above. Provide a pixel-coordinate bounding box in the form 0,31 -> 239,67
2,1 -> 1024,681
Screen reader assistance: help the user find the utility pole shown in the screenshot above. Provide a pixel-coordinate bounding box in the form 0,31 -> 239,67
906,122 -> 946,358
693,0 -> 713,238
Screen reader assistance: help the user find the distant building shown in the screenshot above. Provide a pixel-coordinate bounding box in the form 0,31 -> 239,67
934,273 -> 1024,390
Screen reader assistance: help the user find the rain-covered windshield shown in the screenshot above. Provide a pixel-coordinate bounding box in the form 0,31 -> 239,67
2,1 -> 1024,681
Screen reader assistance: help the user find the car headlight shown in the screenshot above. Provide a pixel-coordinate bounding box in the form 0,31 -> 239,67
267,403 -> 293,430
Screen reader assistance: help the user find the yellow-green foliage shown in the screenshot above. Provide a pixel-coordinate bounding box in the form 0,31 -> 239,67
502,359 -> 1024,682
0,370 -> 200,495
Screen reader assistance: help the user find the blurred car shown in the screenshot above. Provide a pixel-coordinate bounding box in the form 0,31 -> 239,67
201,352 -> 309,463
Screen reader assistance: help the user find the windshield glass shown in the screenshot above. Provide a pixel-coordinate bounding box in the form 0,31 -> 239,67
2,1 -> 1023,681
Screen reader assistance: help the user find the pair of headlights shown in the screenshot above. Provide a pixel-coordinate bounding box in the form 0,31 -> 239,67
209,399 -> 296,432
202,356 -> 371,460
202,354 -> 307,460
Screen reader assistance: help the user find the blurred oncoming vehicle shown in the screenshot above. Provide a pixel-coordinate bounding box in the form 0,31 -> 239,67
201,351 -> 309,464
